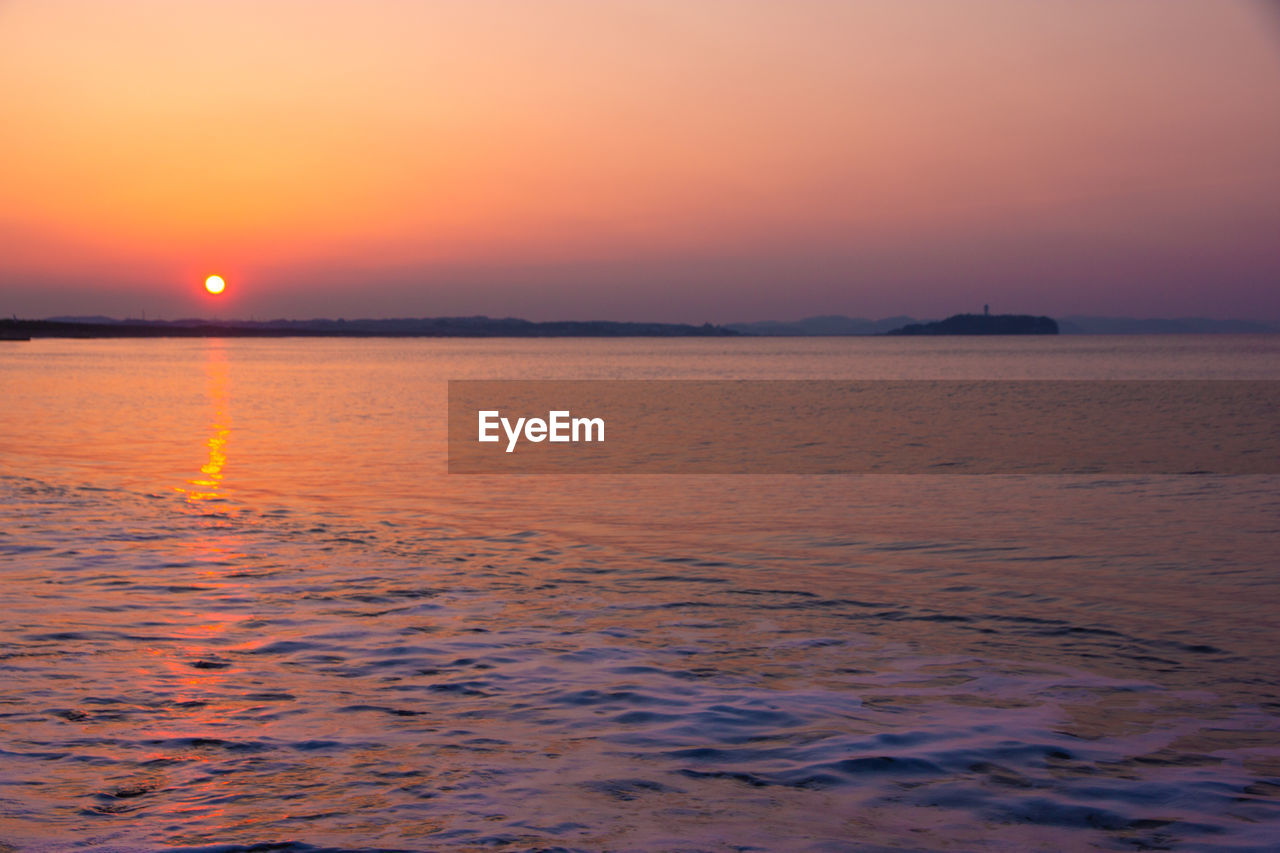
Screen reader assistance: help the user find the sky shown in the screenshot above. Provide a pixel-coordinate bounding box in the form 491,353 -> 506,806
2,0 -> 1279,323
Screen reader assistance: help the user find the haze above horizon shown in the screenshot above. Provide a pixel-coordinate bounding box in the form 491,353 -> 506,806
2,1 -> 1278,323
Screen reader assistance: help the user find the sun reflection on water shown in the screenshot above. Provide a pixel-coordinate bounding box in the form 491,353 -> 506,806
144,343 -> 276,830
178,341 -> 231,506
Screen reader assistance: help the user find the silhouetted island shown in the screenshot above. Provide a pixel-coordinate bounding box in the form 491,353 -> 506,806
0,316 -> 739,339
887,313 -> 1058,335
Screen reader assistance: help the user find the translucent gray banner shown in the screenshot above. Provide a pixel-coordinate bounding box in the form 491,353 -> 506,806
448,380 -> 1279,474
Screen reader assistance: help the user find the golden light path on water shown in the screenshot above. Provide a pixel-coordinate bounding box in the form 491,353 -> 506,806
178,342 -> 230,505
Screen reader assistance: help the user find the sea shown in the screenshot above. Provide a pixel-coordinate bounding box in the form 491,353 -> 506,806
1,335 -> 1278,852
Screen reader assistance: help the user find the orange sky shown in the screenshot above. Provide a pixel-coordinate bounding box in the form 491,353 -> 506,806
2,0 -> 1279,321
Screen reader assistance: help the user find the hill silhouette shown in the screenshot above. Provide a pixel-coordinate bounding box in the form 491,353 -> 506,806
887,314 -> 1058,335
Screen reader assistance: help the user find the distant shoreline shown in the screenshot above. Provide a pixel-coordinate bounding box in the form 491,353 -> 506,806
0,317 -> 740,339
3,313 -> 1276,339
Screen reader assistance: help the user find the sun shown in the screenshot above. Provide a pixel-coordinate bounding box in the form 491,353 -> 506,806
204,275 -> 225,295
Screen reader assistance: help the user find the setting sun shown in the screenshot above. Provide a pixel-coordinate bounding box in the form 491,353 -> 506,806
204,275 -> 225,295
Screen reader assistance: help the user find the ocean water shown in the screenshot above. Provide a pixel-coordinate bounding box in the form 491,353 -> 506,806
1,336 -> 1278,852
